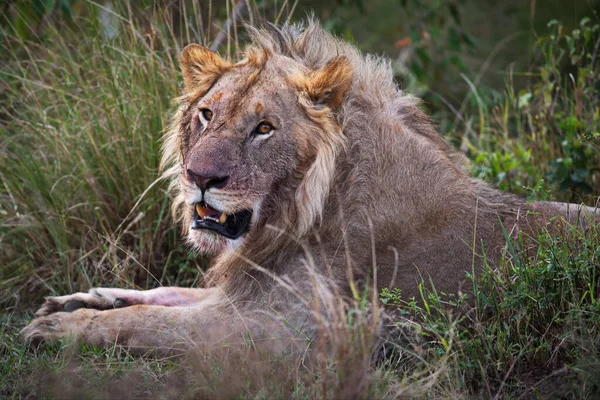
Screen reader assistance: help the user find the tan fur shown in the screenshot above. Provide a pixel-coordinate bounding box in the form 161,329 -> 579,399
22,21 -> 599,355
180,44 -> 231,92
289,55 -> 353,109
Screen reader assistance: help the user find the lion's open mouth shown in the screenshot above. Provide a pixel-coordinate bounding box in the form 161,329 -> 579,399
191,202 -> 252,239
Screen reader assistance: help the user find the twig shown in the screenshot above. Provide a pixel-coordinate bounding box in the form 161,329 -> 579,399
210,0 -> 248,52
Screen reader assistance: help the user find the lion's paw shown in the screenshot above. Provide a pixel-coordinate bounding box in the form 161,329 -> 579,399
21,314 -> 67,347
34,289 -> 129,317
22,309 -> 99,347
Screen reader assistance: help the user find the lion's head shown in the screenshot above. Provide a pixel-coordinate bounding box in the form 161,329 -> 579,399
162,24 -> 354,256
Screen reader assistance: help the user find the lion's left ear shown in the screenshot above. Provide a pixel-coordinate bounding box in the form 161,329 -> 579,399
180,44 -> 231,91
296,56 -> 353,110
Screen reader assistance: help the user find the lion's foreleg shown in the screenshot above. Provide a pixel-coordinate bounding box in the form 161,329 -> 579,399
35,287 -> 216,317
22,297 -> 299,354
22,302 -> 277,353
23,305 -> 202,351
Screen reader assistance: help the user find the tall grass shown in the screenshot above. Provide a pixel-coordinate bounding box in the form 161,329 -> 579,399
460,18 -> 600,202
0,3 -> 206,309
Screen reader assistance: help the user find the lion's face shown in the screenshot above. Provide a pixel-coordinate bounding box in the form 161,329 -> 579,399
180,65 -> 304,253
175,44 -> 352,254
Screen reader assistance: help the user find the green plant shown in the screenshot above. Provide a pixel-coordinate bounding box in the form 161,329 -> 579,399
537,18 -> 599,195
462,17 -> 600,202
381,221 -> 600,397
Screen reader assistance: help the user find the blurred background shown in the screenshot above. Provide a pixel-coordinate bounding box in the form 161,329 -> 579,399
1,0 -> 599,308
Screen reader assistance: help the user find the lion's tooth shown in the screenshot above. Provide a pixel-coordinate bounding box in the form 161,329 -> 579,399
195,204 -> 207,218
219,213 -> 228,224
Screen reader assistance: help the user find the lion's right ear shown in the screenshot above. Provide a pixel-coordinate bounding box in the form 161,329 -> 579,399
180,44 -> 231,91
291,56 -> 353,111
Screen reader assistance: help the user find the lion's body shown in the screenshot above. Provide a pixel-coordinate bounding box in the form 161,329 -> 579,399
22,21 -> 598,353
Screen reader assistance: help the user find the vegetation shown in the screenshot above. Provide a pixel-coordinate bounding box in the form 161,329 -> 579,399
1,0 -> 599,398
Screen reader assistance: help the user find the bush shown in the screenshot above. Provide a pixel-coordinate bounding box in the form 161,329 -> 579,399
465,18 -> 600,203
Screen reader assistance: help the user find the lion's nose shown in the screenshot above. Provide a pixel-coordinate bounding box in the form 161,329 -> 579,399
186,169 -> 230,192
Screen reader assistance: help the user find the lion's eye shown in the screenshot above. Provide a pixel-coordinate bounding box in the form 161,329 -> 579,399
255,122 -> 274,135
200,109 -> 213,121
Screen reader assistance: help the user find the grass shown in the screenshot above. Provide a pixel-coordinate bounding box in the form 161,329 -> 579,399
460,17 -> 599,201
0,2 -> 203,311
3,224 -> 598,398
379,222 -> 600,398
1,1 -> 599,399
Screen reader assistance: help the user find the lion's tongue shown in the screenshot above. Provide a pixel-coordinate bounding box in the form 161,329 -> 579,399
196,203 -> 228,224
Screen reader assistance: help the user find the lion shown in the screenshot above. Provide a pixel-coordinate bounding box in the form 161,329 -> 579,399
22,21 -> 599,354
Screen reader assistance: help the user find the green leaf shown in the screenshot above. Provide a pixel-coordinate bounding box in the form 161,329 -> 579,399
517,92 -> 532,109
580,17 -> 590,27
32,0 -> 46,17
462,32 -> 476,48
449,54 -> 466,71
410,61 -> 426,81
448,27 -> 460,51
547,19 -> 560,28
449,3 -> 461,25
58,0 -> 73,18
429,25 -> 440,41
570,169 -> 590,183
415,47 -> 431,66
14,2 -> 36,40
44,0 -> 57,15
583,27 -> 592,46
409,27 -> 421,44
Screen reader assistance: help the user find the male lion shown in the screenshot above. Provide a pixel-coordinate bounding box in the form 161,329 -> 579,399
22,21 -> 598,353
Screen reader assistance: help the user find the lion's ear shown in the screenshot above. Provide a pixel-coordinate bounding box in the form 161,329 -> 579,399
180,44 -> 230,91
305,56 -> 352,110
